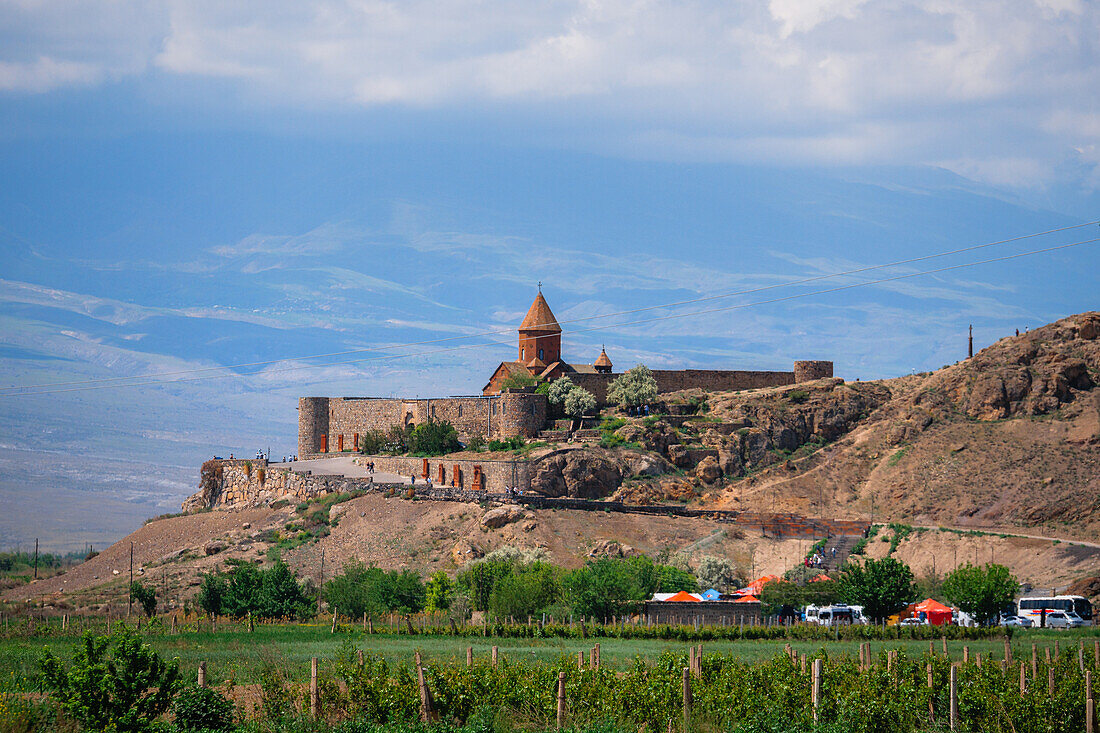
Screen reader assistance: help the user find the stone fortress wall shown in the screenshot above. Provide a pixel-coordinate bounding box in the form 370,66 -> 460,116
568,367 -> 822,405
298,393 -> 546,457
298,360 -> 832,458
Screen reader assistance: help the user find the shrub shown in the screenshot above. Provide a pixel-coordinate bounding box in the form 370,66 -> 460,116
465,434 -> 486,452
408,420 -> 462,456
129,580 -> 157,618
563,386 -> 597,419
40,628 -> 181,733
788,389 -> 809,404
173,685 -> 235,732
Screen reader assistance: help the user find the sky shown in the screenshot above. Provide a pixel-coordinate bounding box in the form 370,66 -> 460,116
1,0 -> 1098,549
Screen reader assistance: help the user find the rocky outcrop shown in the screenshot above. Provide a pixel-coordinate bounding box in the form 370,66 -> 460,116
913,312 -> 1099,421
481,505 -> 524,528
587,539 -> 640,558
529,449 -> 625,498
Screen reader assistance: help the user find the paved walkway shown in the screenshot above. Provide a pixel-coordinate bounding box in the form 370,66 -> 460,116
268,456 -> 409,485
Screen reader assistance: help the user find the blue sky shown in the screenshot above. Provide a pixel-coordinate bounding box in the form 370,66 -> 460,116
1,0 -> 1099,548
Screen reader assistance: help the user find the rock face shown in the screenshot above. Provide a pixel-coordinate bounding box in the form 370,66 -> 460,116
481,505 -> 524,528
529,449 -> 625,498
914,312 -> 1100,421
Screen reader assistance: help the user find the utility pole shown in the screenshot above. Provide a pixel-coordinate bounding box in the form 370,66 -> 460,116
128,542 -> 134,617
33,538 -> 38,580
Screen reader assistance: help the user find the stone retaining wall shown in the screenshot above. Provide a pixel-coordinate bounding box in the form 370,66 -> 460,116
354,455 -> 533,493
643,601 -> 763,626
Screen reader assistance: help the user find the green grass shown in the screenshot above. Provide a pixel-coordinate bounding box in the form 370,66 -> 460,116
4,623 -> 1097,691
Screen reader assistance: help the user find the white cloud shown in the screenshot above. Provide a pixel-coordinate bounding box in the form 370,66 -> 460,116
1,1 -> 1098,185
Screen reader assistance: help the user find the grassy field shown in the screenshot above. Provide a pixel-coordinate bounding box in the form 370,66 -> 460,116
3,623 -> 1099,690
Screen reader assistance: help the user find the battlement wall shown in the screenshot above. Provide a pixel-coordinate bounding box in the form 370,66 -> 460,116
569,368 -> 804,405
297,394 -> 546,457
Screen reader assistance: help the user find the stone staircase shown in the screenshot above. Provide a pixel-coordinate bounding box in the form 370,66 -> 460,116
821,534 -> 864,573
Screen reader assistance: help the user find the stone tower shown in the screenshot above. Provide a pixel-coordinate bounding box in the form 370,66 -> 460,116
517,290 -> 562,368
594,346 -> 613,374
968,324 -> 973,359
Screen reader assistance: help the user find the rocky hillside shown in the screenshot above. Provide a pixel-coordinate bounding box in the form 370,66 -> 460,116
612,311 -> 1100,539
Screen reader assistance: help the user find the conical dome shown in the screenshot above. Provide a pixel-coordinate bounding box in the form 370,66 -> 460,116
594,347 -> 612,369
519,292 -> 561,333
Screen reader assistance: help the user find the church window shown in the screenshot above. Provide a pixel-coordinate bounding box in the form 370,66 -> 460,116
458,405 -> 463,417
538,348 -> 544,360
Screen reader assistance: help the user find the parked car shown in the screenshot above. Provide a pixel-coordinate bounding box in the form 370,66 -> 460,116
898,617 -> 928,627
1000,615 -> 1033,628
1044,611 -> 1086,629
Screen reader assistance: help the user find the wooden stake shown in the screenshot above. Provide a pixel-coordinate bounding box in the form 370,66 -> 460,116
963,646 -> 969,664
1088,698 -> 1095,733
197,661 -> 206,688
310,657 -> 319,718
331,611 -> 337,634
416,656 -> 437,722
491,646 -> 498,668
170,615 -> 177,634
949,665 -> 958,731
927,662 -> 933,688
1049,667 -> 1056,697
467,647 -> 473,667
578,650 -> 584,669
812,658 -> 823,724
682,667 -> 692,733
368,616 -> 374,634
942,636 -> 948,654
556,671 -> 566,729
1004,638 -> 1012,664
595,642 -> 601,669
1020,661 -> 1026,694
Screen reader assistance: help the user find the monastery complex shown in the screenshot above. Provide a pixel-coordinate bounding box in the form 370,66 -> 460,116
297,291 -> 832,457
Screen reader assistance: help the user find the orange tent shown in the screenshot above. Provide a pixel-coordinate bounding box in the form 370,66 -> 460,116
744,575 -> 781,595
913,598 -> 953,626
664,590 -> 701,602
809,574 -> 832,583
734,595 -> 759,603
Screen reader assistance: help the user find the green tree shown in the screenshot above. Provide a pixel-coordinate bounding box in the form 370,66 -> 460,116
259,558 -> 314,619
323,561 -> 425,617
408,420 -> 462,456
500,372 -> 537,391
838,557 -> 915,622
40,628 -> 181,733
197,572 -> 226,616
562,386 -> 597,419
564,556 -> 669,619
942,562 -> 1019,626
695,555 -> 740,592
656,564 -> 698,593
488,562 -> 560,618
222,561 -> 263,617
130,580 -> 157,618
606,364 -> 658,408
458,559 -> 516,612
425,571 -> 453,612
547,376 -> 575,405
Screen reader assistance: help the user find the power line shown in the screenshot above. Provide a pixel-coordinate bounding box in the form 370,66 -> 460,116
5,234 -> 1097,397
1,219 -> 1095,394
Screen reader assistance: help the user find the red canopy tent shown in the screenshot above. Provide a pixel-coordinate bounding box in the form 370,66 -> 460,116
664,590 -> 701,602
743,575 -> 782,596
734,594 -> 759,603
913,598 -> 953,626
